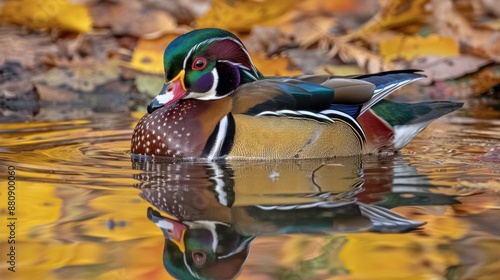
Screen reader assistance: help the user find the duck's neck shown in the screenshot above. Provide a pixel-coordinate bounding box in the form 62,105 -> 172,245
239,66 -> 265,85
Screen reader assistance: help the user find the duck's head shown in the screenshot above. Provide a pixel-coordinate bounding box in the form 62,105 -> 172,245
148,28 -> 263,113
147,207 -> 254,280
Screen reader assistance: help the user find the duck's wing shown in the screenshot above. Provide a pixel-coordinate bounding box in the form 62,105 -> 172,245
231,70 -> 425,118
344,69 -> 426,114
231,78 -> 373,118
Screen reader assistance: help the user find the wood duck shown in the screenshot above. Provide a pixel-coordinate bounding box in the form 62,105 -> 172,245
131,28 -> 462,160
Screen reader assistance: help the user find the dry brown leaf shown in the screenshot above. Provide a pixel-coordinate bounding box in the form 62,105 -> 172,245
0,0 -> 92,32
380,35 -> 459,61
465,64 -> 500,97
34,83 -> 79,102
325,36 -> 394,73
480,0 -> 500,17
89,1 -> 178,39
0,26 -> 60,68
244,26 -> 294,55
32,60 -> 121,92
395,55 -> 491,84
432,0 -> 500,62
314,64 -> 365,76
142,0 -> 211,24
280,15 -> 336,48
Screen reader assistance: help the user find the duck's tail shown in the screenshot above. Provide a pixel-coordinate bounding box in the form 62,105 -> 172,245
358,100 -> 463,153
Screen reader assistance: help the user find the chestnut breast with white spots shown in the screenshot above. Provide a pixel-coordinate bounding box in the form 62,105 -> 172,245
131,98 -> 232,158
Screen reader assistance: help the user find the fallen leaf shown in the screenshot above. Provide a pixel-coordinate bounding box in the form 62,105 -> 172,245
380,35 -> 459,61
465,64 -> 500,96
244,26 -> 294,55
250,54 -> 302,76
325,36 -> 394,73
0,26 -> 60,68
34,83 -> 79,102
352,0 -> 429,38
480,0 -> 500,17
197,0 -> 298,32
0,0 -> 92,32
314,64 -> 365,76
280,15 -> 336,48
285,49 -> 340,74
394,55 -> 490,84
32,60 -> 121,92
89,1 -> 177,39
432,0 -> 500,62
129,35 -> 178,74
142,0 -> 211,24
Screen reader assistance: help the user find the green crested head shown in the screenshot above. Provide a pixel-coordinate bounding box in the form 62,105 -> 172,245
147,28 -> 264,113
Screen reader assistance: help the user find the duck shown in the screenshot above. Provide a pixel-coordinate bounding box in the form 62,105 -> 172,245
131,28 -> 462,160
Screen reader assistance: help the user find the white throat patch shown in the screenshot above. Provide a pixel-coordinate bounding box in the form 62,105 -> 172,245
186,68 -> 222,100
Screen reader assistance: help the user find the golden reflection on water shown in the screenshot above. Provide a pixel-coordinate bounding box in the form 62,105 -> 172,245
0,100 -> 499,280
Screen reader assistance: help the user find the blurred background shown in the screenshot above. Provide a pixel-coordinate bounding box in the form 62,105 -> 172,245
1,0 -> 499,119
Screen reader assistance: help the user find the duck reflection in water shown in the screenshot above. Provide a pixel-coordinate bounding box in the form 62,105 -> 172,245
132,156 -> 456,280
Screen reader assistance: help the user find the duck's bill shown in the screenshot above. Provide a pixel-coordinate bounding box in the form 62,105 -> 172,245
147,207 -> 187,252
147,70 -> 187,114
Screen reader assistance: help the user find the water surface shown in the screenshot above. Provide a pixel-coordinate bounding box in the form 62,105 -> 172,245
0,99 -> 499,280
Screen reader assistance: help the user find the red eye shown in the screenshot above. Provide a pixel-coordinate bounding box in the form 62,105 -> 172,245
192,57 -> 207,71
192,250 -> 207,266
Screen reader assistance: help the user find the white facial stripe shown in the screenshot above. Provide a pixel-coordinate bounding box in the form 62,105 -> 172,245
187,68 -> 222,100
182,36 -> 259,78
219,60 -> 258,81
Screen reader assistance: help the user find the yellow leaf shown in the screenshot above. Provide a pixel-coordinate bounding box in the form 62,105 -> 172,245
197,0 -> 298,32
314,64 -> 365,76
130,35 -> 179,74
354,0 -> 429,36
0,0 -> 92,33
380,35 -> 459,61
251,54 -> 302,76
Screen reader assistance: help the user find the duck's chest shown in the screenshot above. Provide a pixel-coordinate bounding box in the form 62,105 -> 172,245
131,99 -> 232,158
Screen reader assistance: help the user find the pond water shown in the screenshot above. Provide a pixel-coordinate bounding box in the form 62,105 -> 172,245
0,97 -> 499,280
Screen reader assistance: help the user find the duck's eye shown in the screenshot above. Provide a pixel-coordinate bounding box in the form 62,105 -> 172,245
192,57 -> 207,71
192,250 -> 207,266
